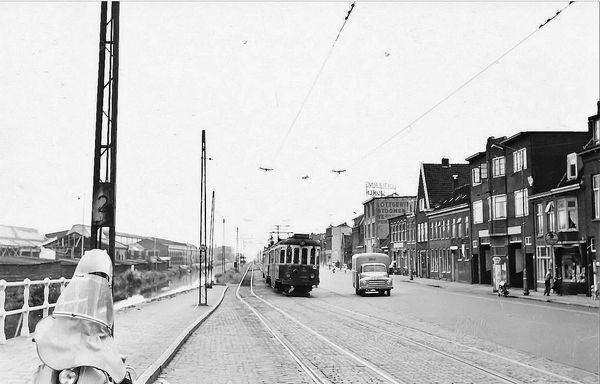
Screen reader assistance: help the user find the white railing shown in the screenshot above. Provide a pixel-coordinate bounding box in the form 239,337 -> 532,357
0,277 -> 70,344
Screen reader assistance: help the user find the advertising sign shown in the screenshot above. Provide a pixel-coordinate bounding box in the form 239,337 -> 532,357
365,181 -> 396,198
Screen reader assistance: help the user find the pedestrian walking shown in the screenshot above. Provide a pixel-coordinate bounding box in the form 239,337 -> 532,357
544,269 -> 552,296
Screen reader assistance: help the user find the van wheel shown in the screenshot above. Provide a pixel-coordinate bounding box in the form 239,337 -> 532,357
355,288 -> 360,295
386,290 -> 391,296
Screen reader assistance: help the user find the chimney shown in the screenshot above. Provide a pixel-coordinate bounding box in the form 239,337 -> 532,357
452,174 -> 459,191
441,158 -> 449,168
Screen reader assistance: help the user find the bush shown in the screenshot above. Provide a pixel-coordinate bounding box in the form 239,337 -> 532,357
214,269 -> 243,285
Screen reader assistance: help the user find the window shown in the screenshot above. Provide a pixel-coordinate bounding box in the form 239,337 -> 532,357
465,216 -> 469,237
472,167 -> 481,185
536,246 -> 551,282
457,217 -> 463,238
492,195 -> 507,219
513,148 -> 527,172
546,202 -> 555,232
293,248 -> 300,264
301,248 -> 308,264
310,248 -> 316,264
286,246 -> 292,263
557,198 -> 578,231
594,119 -> 600,144
473,200 -> 484,224
280,249 -> 285,263
566,153 -> 578,181
514,188 -> 529,217
419,198 -> 426,212
536,203 -> 544,236
492,157 -> 506,177
481,162 -> 488,179
452,219 -> 457,238
593,174 -> 600,219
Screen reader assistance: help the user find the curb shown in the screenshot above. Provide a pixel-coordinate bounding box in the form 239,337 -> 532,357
399,279 -> 598,309
135,285 -> 229,384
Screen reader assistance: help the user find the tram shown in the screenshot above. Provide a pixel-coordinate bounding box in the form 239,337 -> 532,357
262,233 -> 320,295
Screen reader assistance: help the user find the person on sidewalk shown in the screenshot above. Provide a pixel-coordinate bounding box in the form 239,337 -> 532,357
544,269 -> 552,296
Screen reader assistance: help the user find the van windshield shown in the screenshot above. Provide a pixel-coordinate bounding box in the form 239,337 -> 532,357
362,265 -> 386,273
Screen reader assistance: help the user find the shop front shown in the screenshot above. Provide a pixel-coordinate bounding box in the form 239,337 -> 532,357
555,245 -> 588,295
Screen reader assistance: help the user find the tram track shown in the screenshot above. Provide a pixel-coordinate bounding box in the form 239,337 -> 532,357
243,263 -> 597,384
312,298 -> 589,384
237,265 -> 408,384
296,291 -> 596,384
239,265 -> 538,384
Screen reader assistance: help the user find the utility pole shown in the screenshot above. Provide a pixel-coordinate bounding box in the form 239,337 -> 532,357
271,224 -> 291,242
208,191 -> 215,288
222,219 -> 226,274
91,1 -> 119,270
198,130 -> 208,306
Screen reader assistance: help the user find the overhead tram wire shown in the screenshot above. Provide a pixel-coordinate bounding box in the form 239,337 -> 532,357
347,1 -> 576,170
269,2 -> 356,165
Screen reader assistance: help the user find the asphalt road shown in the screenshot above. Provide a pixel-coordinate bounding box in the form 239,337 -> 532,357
317,269 -> 599,374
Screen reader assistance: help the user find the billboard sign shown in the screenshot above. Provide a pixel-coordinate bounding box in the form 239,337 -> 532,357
366,181 -> 396,198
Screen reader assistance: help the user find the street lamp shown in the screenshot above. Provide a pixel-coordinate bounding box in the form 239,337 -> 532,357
491,143 -> 532,295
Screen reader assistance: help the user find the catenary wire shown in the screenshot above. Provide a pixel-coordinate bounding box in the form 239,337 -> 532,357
270,2 -> 356,164
346,1 -> 576,169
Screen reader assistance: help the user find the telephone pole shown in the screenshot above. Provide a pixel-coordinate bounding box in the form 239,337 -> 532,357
222,219 -> 226,274
208,191 -> 215,288
198,130 -> 208,306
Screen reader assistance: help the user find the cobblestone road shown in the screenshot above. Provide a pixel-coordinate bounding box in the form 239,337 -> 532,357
155,271 -> 598,384
156,285 -> 314,384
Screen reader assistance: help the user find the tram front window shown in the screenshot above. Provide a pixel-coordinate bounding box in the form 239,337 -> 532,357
286,247 -> 292,263
310,248 -> 316,265
293,248 -> 300,264
280,249 -> 285,263
301,248 -> 308,264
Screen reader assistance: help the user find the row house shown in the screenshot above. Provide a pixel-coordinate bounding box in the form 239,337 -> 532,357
530,103 -> 600,296
350,214 -> 365,257
426,184 -> 472,283
415,159 -> 470,279
467,129 -> 591,292
389,212 -> 416,275
363,194 -> 415,253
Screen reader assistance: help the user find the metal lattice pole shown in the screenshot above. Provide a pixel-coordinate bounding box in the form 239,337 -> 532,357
91,1 -> 119,267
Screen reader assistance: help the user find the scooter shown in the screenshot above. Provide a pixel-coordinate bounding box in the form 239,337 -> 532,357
31,249 -> 136,384
498,280 -> 510,297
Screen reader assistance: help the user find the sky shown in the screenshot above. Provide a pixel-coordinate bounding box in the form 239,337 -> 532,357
0,1 -> 598,258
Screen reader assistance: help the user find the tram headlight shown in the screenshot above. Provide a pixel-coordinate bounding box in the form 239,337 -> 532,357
285,273 -> 291,278
309,273 -> 315,278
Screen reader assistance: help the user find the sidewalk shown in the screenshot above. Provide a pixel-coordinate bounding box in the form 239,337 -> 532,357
393,274 -> 600,309
0,284 -> 228,384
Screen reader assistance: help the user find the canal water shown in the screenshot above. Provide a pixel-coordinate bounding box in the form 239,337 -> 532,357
114,272 -> 204,310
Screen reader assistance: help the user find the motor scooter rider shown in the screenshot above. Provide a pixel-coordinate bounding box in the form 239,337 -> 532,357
32,249 -> 128,384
